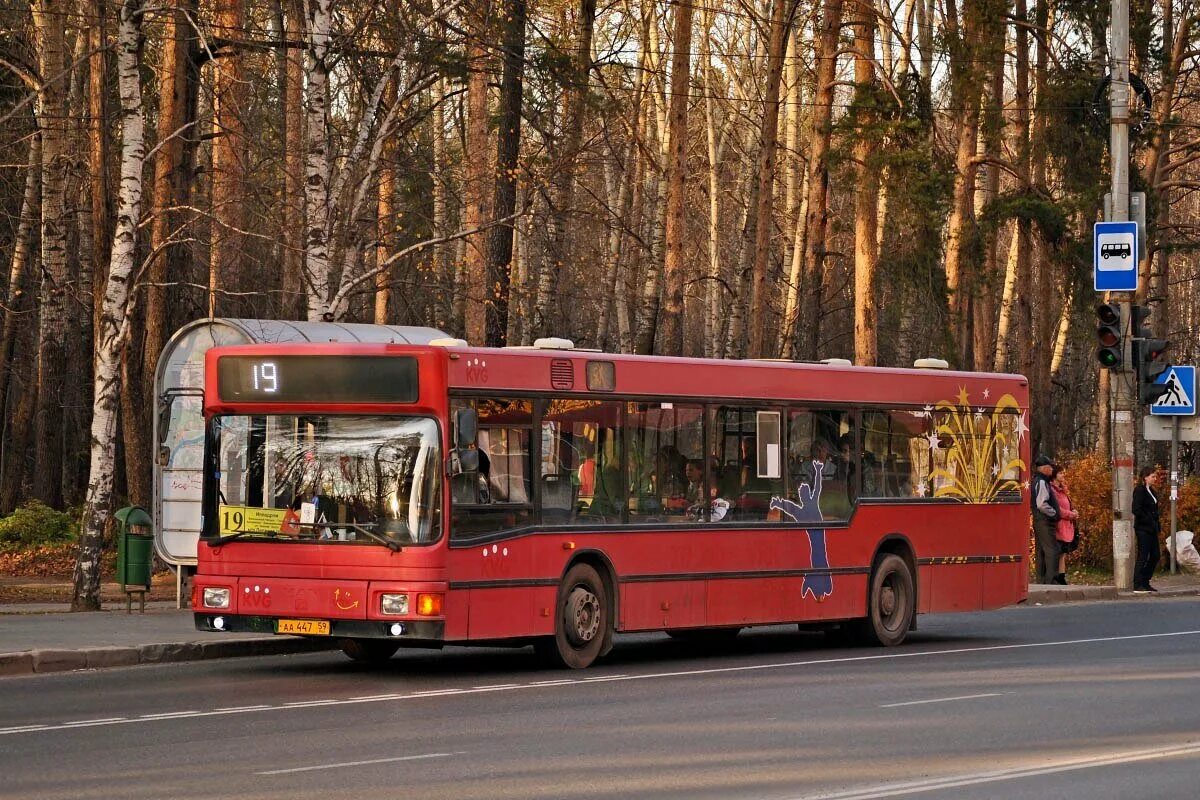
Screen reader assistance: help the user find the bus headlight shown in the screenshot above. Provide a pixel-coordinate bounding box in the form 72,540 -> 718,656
381,593 -> 409,615
202,588 -> 231,609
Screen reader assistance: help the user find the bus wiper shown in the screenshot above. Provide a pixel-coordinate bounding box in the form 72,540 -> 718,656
342,522 -> 402,552
289,521 -> 402,552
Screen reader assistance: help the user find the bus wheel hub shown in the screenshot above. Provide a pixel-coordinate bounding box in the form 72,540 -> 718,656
567,587 -> 600,644
880,586 -> 897,617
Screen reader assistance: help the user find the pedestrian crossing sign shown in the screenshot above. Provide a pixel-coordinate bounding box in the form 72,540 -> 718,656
1150,365 -> 1196,416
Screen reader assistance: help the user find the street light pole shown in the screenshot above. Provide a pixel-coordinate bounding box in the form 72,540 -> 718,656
1109,0 -> 1136,591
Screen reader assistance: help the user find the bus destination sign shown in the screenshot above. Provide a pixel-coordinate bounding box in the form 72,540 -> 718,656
217,355 -> 419,403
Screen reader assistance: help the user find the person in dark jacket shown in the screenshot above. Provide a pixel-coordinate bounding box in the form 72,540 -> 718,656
1132,465 -> 1162,593
1031,454 -> 1060,585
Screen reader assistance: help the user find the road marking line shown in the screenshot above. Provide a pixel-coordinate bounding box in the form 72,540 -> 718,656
879,693 -> 1004,708
787,741 -> 1200,799
347,694 -> 403,701
214,705 -> 271,712
62,717 -> 127,725
4,628 -> 1200,738
255,751 -> 461,776
528,679 -> 574,686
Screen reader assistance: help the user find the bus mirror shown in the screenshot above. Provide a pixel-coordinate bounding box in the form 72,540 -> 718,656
454,407 -> 477,448
449,448 -> 479,476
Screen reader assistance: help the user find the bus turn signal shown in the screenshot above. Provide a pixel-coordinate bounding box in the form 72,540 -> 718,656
416,593 -> 443,616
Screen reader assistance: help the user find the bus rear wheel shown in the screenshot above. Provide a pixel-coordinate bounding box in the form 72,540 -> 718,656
339,638 -> 400,663
535,563 -> 610,669
857,554 -> 914,647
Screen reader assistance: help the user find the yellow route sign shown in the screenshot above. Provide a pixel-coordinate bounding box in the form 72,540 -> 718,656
218,505 -> 289,536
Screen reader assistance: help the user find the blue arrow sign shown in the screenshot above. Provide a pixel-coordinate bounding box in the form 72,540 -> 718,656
1094,221 -> 1139,292
1150,365 -> 1196,416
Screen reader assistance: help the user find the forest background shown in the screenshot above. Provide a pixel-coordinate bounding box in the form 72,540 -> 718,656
1,0 -> 1199,604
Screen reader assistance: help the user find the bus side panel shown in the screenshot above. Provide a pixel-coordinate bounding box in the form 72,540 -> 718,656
982,562 -> 1026,609
917,565 -> 934,613
619,580 -> 706,632
467,588 -> 536,640
444,588 -> 470,640
928,564 -> 983,612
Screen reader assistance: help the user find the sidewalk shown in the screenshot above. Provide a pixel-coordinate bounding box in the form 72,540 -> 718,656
0,595 -> 338,678
1027,570 -> 1200,605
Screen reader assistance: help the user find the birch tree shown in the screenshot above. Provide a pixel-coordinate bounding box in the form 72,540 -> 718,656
73,0 -> 147,611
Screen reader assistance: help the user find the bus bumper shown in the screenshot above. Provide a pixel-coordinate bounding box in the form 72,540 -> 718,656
194,613 -> 445,644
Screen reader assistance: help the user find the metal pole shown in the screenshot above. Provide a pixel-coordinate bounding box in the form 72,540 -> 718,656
1109,0 -> 1136,591
1170,417 -> 1180,573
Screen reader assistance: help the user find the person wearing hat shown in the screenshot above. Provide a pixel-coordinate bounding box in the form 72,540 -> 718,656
1030,454 -> 1060,584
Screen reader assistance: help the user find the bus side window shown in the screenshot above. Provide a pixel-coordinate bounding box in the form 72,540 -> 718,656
862,410 -> 931,498
541,399 -> 623,525
450,398 -> 534,538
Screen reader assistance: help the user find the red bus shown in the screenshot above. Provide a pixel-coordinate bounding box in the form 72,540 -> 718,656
193,339 -> 1030,668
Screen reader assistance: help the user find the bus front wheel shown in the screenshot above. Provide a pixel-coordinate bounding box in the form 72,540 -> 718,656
858,554 -> 914,647
535,563 -> 610,669
339,638 -> 400,663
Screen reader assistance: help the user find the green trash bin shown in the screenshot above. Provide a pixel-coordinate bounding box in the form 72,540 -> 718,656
115,506 -> 153,591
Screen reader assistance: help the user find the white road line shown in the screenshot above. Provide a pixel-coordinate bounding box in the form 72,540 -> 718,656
62,717 -> 127,725
3,628 -> 1199,738
214,705 -> 272,712
346,694 -> 403,701
528,679 -> 575,686
255,751 -> 461,776
879,693 -> 1004,708
788,741 -> 1200,800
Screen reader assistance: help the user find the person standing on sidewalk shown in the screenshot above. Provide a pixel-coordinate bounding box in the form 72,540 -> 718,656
1050,466 -> 1080,585
1132,466 -> 1162,594
1031,454 -> 1060,585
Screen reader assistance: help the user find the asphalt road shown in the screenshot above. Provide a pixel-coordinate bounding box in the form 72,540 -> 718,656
2,599 -> 1200,800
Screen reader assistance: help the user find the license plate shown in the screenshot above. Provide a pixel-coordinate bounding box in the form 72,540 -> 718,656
276,618 -> 330,636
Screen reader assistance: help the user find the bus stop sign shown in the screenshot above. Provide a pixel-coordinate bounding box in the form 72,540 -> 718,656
1094,221 -> 1139,292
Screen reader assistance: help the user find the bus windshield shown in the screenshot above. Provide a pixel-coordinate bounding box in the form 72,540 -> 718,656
208,415 -> 441,545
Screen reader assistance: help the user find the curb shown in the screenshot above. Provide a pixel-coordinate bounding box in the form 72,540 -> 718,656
1027,586 -> 1119,605
0,637 -> 339,678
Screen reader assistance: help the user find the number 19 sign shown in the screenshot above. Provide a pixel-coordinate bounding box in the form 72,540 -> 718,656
1094,221 -> 1139,292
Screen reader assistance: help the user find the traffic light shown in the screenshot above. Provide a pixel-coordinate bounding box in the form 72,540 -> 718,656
1132,304 -> 1171,404
1095,303 -> 1122,369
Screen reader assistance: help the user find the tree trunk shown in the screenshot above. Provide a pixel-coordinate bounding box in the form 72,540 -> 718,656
462,1 -> 494,343
89,0 -> 111,335
659,0 -> 694,356
144,0 -> 200,413
535,0 -> 597,340
0,134 -> 40,424
74,0 -> 147,611
852,0 -> 879,366
792,0 -> 842,361
485,0 -> 526,346
374,157 -> 394,324
209,0 -> 247,316
432,78 -> 450,329
303,0 -> 333,320
746,0 -> 796,359
32,0 -> 70,508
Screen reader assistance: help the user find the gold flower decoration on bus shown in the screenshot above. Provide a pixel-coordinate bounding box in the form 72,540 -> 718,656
927,387 -> 1027,504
